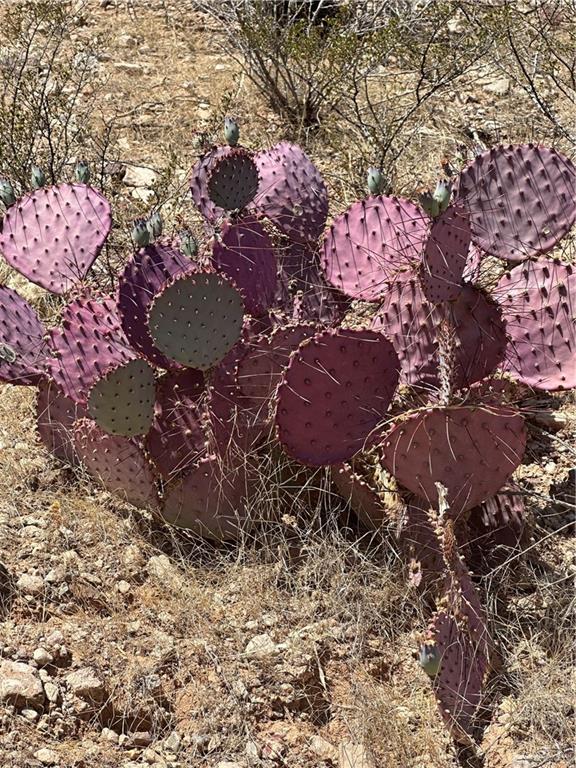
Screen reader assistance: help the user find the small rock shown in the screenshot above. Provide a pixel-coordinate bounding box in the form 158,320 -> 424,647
123,165 -> 157,189
338,742 -> 375,768
44,682 -> 59,704
0,660 -> 45,707
100,727 -> 119,744
114,61 -> 144,75
244,633 -> 279,659
33,648 -> 53,667
310,735 -> 338,761
482,77 -> 510,96
116,580 -> 131,595
147,555 -> 181,588
34,748 -> 60,765
21,707 -> 39,721
216,763 -> 245,768
65,667 -> 105,703
124,731 -> 152,748
17,573 -> 44,595
163,731 -> 181,753
45,630 -> 65,648
245,740 -> 260,758
118,34 -> 138,48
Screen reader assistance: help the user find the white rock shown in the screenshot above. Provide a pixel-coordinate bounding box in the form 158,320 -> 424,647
114,61 -> 143,75
310,735 -> 337,761
243,633 -> 279,659
34,748 -> 60,765
44,682 -> 59,703
65,667 -> 105,702
123,164 -> 157,188
100,727 -> 119,744
17,573 -> 44,595
33,648 -> 53,667
0,660 -> 45,706
338,742 -> 375,768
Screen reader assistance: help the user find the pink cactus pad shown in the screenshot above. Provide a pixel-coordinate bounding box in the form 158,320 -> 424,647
0,285 -> 47,385
118,243 -> 194,368
73,418 -> 159,510
456,144 -> 576,261
494,257 -> 576,390
0,184 -> 111,293
211,215 -> 277,317
251,141 -> 328,244
428,610 -> 485,740
207,148 -> 259,212
321,195 -> 429,301
47,293 -> 137,403
371,278 -> 506,391
236,323 -> 316,416
276,328 -> 400,466
419,206 -> 471,302
161,453 -> 253,541
380,405 -> 527,515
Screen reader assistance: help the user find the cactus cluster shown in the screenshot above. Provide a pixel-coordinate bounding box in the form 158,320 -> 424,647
0,129 -> 574,744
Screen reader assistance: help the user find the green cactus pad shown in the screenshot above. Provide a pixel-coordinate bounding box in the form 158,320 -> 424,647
148,272 -> 245,371
87,358 -> 156,437
207,149 -> 259,212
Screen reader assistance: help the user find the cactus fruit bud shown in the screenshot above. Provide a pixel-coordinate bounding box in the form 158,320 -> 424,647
131,218 -> 150,248
30,165 -> 46,189
433,180 -> 452,212
147,211 -> 163,240
0,342 -> 17,363
367,167 -> 387,196
179,229 -> 198,258
75,160 -> 91,184
419,190 -> 440,218
0,179 -> 16,207
224,117 -> 240,147
419,643 -> 441,677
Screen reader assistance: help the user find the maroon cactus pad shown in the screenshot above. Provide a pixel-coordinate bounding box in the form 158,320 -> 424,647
36,379 -> 87,464
419,206 -> 471,302
0,184 -> 112,293
0,285 -> 47,385
118,243 -> 194,368
493,258 -> 576,390
462,242 -> 483,284
236,324 -> 316,417
161,453 -> 253,541
428,610 -> 485,740
145,368 -> 208,480
371,278 -> 507,391
190,145 -> 233,223
276,328 -> 400,466
321,196 -> 429,301
47,293 -> 137,404
456,144 -> 576,261
207,149 -> 259,213
331,462 -> 388,529
251,141 -> 328,244
211,215 -> 277,317
73,418 -> 159,510
380,406 -> 527,515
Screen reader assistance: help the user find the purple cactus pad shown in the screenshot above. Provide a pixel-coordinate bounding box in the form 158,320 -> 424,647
456,144 -> 576,261
118,243 -> 194,368
276,328 -> 400,466
190,145 -> 233,223
321,195 -> 429,301
47,293 -> 137,403
36,379 -> 87,464
0,184 -> 112,293
419,205 -> 471,302
251,141 -> 328,244
161,453 -> 253,541
145,368 -> 208,480
212,215 -> 277,317
494,258 -> 576,390
207,148 -> 260,212
380,405 -> 527,516
0,285 -> 47,385
371,278 -> 507,391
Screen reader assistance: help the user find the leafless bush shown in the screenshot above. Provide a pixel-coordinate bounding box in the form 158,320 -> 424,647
0,0 -> 115,187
